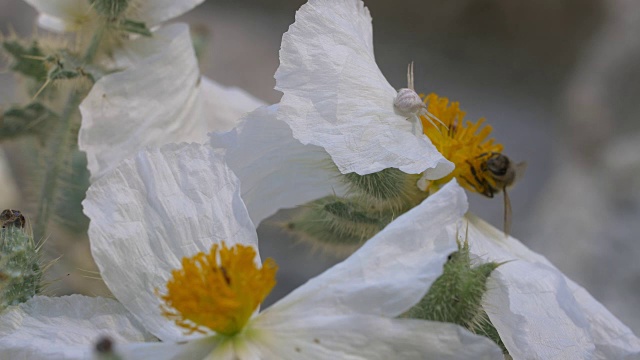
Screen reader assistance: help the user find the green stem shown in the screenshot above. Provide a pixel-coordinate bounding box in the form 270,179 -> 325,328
32,26 -> 104,241
33,91 -> 81,241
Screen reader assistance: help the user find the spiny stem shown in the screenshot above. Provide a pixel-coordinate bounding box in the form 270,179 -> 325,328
32,26 -> 104,241
33,91 -> 82,241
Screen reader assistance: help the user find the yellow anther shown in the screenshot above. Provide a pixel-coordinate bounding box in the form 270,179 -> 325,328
158,243 -> 277,336
420,93 -> 503,194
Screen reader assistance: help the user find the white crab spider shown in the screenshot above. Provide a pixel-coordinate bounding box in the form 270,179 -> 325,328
394,62 -> 447,134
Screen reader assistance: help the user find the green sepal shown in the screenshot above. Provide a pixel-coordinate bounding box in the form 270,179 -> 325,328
343,168 -> 426,212
2,40 -> 48,82
287,168 -> 427,255
0,215 -> 43,310
287,196 -> 392,254
1,103 -> 59,143
118,19 -> 152,37
406,240 -> 508,354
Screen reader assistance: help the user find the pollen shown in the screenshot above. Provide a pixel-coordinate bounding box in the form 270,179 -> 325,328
420,93 -> 503,194
158,243 -> 277,336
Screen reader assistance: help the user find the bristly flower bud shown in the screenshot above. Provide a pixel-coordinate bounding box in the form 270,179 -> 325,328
89,0 -> 130,19
286,168 -> 426,256
406,238 -> 508,354
0,209 -> 43,311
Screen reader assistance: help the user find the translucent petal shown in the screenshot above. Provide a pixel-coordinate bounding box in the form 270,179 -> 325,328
210,104 -> 348,226
23,0 -> 203,32
22,0 -> 90,32
79,24 -> 263,181
200,78 -> 265,134
79,24 -> 203,181
134,0 -> 204,26
265,180 -> 467,318
464,214 -> 640,359
249,313 -> 503,360
275,0 -> 453,176
0,295 -> 155,360
83,143 -> 258,342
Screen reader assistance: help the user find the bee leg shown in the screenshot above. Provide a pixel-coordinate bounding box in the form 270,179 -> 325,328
503,186 -> 512,237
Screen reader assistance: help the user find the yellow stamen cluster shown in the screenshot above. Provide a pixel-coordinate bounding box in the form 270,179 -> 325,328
159,243 -> 277,336
420,93 -> 503,194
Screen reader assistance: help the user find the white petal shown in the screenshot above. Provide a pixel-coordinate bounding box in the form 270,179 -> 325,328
200,77 -> 266,133
248,313 -> 502,360
265,180 -> 467,318
210,104 -> 348,226
117,336 -> 221,360
134,0 -> 204,26
79,24 -> 205,181
83,143 -> 258,342
275,0 -> 453,176
22,0 -> 91,32
464,214 -> 640,359
0,295 -> 155,360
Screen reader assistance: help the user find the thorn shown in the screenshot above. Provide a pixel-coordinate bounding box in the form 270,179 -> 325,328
32,78 -> 51,100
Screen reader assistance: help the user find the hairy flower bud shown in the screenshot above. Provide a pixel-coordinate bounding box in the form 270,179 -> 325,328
0,210 -> 43,310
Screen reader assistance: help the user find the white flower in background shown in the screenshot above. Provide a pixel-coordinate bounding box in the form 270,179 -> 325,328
274,0 -> 453,178
79,143 -> 501,359
460,215 -> 640,359
0,295 -> 155,359
22,0 -> 204,33
79,23 -> 265,181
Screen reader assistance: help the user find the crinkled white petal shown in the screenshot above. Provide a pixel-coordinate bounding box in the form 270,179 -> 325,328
0,295 -> 155,360
200,77 -> 266,134
83,143 -> 258,342
22,0 -> 91,32
246,313 -> 502,360
210,104 -> 347,226
265,180 -> 467,318
275,0 -> 453,176
79,24 -> 204,181
463,214 -> 640,359
80,24 -> 262,182
133,0 -> 204,26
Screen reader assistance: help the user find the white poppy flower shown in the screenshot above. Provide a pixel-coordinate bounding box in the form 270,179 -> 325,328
22,0 -> 204,33
79,23 -> 265,181
274,0 -> 453,178
460,214 -> 640,359
80,143 -> 502,359
211,104 -> 348,226
0,295 -> 155,359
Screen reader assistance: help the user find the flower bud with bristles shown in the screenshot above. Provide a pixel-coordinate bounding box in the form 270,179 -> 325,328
0,209 -> 43,310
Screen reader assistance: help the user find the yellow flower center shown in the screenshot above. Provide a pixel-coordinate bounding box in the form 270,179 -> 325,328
158,243 -> 277,336
420,93 -> 504,195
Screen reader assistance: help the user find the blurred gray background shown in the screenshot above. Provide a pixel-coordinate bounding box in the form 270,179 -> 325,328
1,0 -> 639,333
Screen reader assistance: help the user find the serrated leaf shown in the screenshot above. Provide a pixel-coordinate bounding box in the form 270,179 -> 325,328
1,103 -> 58,142
2,40 -> 48,82
119,19 -> 152,37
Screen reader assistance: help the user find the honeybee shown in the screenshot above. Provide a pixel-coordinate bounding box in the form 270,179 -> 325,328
466,153 -> 526,236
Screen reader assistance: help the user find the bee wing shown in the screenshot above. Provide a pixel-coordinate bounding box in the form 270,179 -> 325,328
514,161 -> 528,184
503,186 -> 512,237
